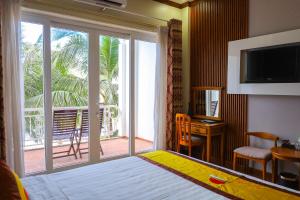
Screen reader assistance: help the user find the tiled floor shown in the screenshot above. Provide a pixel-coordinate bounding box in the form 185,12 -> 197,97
24,137 -> 153,174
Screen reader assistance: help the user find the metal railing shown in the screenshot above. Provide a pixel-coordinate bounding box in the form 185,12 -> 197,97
24,105 -> 120,150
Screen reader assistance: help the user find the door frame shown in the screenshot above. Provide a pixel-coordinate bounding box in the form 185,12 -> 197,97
21,11 -> 158,175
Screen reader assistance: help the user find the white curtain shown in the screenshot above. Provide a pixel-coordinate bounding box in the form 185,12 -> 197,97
2,0 -> 24,176
154,27 -> 168,150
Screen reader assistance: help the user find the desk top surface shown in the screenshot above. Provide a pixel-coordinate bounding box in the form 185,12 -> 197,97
191,119 -> 225,127
271,147 -> 300,161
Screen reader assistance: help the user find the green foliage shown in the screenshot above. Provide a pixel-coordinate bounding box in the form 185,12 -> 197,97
22,27 -> 120,140
23,29 -> 120,109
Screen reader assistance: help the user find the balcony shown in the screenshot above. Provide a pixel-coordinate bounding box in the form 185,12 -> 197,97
24,106 -> 153,174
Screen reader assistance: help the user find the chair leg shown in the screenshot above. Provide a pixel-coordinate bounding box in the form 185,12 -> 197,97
78,149 -> 82,159
67,143 -> 72,155
76,140 -> 82,159
188,145 -> 192,157
69,136 -> 77,159
262,160 -> 267,180
100,142 -> 104,156
74,135 -> 82,159
177,142 -> 180,153
233,152 -> 237,171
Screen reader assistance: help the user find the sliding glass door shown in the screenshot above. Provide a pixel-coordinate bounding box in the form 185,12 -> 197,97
21,22 -> 45,174
50,27 -> 89,169
99,35 -> 130,159
21,13 -> 158,175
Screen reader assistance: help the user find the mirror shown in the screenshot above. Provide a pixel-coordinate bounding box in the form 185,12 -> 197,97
192,87 -> 222,120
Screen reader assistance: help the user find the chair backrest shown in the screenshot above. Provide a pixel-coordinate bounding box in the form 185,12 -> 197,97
210,101 -> 218,116
80,109 -> 89,137
80,108 -> 104,137
246,132 -> 279,147
176,113 -> 192,145
53,109 -> 78,140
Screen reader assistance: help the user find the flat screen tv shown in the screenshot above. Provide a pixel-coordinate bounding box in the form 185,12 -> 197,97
240,43 -> 300,83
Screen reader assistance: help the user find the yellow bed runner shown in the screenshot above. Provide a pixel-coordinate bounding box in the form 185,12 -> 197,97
139,150 -> 300,200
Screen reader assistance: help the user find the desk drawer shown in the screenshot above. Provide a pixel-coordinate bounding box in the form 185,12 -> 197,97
191,126 -> 207,134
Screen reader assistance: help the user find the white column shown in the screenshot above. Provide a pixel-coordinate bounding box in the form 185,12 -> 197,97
129,38 -> 135,156
88,32 -> 100,162
44,23 -> 53,171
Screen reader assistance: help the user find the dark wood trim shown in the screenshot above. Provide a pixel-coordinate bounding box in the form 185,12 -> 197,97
187,0 -> 201,7
153,0 -> 200,9
153,0 -> 182,9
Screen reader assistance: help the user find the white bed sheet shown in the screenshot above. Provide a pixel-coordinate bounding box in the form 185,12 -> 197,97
22,154 -> 300,200
22,156 -> 227,200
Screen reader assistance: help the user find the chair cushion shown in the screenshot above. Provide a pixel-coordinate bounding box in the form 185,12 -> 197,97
234,146 -> 272,159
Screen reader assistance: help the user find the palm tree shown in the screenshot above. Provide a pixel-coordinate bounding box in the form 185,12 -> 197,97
22,28 -> 120,140
51,31 -> 89,107
100,36 -> 120,105
23,29 -> 120,107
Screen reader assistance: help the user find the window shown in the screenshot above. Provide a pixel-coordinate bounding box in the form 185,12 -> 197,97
21,22 -> 45,174
21,13 -> 158,175
99,35 -> 130,159
50,27 -> 89,168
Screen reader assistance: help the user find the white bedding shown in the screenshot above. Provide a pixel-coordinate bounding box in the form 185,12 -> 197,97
22,154 -> 300,200
23,156 -> 228,200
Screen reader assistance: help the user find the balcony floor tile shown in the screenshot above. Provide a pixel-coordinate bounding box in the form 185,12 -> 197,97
24,137 -> 153,174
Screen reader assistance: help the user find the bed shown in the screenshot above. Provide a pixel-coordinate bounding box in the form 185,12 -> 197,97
22,150 -> 300,200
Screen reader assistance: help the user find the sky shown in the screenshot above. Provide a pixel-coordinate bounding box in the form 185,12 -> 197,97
22,22 -> 43,44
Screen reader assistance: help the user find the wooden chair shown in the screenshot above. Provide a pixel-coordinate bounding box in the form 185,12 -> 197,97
52,109 -> 78,159
76,108 -> 104,158
176,113 -> 205,159
210,101 -> 218,116
233,132 -> 279,180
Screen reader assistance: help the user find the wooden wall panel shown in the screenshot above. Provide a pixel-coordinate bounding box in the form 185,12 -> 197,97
190,0 -> 249,167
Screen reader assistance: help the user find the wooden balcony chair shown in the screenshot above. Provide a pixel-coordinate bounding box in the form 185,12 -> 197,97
176,113 -> 206,159
76,108 -> 104,158
52,109 -> 78,159
210,101 -> 218,116
233,132 -> 279,180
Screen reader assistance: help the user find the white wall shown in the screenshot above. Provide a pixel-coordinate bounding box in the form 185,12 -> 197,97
249,0 -> 300,173
182,7 -> 191,113
136,41 -> 157,142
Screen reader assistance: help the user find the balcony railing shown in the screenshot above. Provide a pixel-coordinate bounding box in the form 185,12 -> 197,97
24,105 -> 120,150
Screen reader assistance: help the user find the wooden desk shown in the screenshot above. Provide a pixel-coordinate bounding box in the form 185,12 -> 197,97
191,120 -> 225,164
271,147 -> 300,188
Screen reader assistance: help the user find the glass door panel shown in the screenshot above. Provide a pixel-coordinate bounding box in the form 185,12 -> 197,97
51,27 -> 89,168
21,22 -> 45,174
135,40 -> 156,153
99,35 -> 129,159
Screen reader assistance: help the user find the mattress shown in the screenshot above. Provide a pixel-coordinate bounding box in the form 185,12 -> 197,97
22,151 -> 300,200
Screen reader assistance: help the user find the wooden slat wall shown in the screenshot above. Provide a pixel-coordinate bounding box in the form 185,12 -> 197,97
190,0 -> 249,168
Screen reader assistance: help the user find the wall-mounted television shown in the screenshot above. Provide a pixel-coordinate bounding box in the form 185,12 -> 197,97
240,43 -> 300,83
